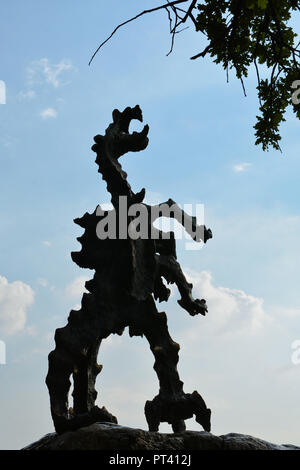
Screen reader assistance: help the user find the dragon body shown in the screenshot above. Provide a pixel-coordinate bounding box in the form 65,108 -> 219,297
46,106 -> 212,434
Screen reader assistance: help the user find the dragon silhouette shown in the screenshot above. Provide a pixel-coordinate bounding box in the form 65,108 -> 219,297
46,105 -> 212,434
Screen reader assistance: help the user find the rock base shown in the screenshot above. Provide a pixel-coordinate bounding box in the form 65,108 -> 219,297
22,422 -> 300,451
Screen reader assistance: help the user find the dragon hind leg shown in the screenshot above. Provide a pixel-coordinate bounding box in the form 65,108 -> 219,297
128,297 -> 211,433
46,302 -> 121,434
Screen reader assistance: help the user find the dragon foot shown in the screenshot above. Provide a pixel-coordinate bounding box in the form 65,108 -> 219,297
53,405 -> 118,435
145,391 -> 211,434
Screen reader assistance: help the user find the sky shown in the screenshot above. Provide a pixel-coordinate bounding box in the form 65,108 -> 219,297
1,0 -> 300,450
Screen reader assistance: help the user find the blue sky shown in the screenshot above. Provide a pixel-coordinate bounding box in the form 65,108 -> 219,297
1,0 -> 300,449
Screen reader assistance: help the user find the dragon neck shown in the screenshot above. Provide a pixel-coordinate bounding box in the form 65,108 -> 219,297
96,150 -> 134,208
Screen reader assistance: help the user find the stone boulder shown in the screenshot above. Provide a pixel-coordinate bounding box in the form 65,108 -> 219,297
22,422 -> 300,451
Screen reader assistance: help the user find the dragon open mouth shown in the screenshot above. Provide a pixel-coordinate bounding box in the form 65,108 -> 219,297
115,104 -> 144,133
111,105 -> 149,157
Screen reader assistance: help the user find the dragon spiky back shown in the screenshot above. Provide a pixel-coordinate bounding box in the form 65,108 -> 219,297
72,106 -> 156,301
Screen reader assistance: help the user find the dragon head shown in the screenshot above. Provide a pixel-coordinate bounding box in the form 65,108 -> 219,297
92,105 -> 149,160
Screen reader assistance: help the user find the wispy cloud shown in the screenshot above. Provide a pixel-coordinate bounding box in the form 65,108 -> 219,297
65,276 -> 90,311
0,134 -> 14,148
25,325 -> 38,336
42,240 -> 52,246
37,278 -> 48,287
40,108 -> 57,119
0,275 -> 35,336
18,90 -> 36,100
233,162 -> 252,172
27,58 -> 73,88
272,306 -> 300,318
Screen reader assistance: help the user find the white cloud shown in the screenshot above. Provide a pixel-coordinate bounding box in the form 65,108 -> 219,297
65,276 -> 90,298
184,269 -> 268,335
40,108 -> 57,119
27,58 -> 73,88
98,202 -> 113,211
272,306 -> 300,318
37,278 -> 48,287
65,276 -> 91,311
42,240 -> 52,246
144,191 -> 165,205
0,275 -> 35,336
18,90 -> 36,100
233,162 -> 251,172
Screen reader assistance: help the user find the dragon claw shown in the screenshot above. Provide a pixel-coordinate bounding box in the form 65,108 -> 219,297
177,297 -> 207,316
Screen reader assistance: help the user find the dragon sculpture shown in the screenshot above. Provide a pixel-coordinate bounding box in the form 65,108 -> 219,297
46,105 -> 213,435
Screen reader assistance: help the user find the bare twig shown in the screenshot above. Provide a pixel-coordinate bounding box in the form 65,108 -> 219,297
254,58 -> 262,106
240,77 -> 247,97
166,26 -> 189,57
89,0 -> 189,65
166,7 -> 173,33
166,5 -> 179,56
175,26 -> 189,34
169,0 -> 197,30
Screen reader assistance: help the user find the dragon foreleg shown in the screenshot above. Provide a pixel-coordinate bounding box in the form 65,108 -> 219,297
155,253 -> 207,316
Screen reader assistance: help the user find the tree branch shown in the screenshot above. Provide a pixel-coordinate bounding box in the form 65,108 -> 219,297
190,44 -> 211,60
182,0 -> 197,22
89,0 -> 189,65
